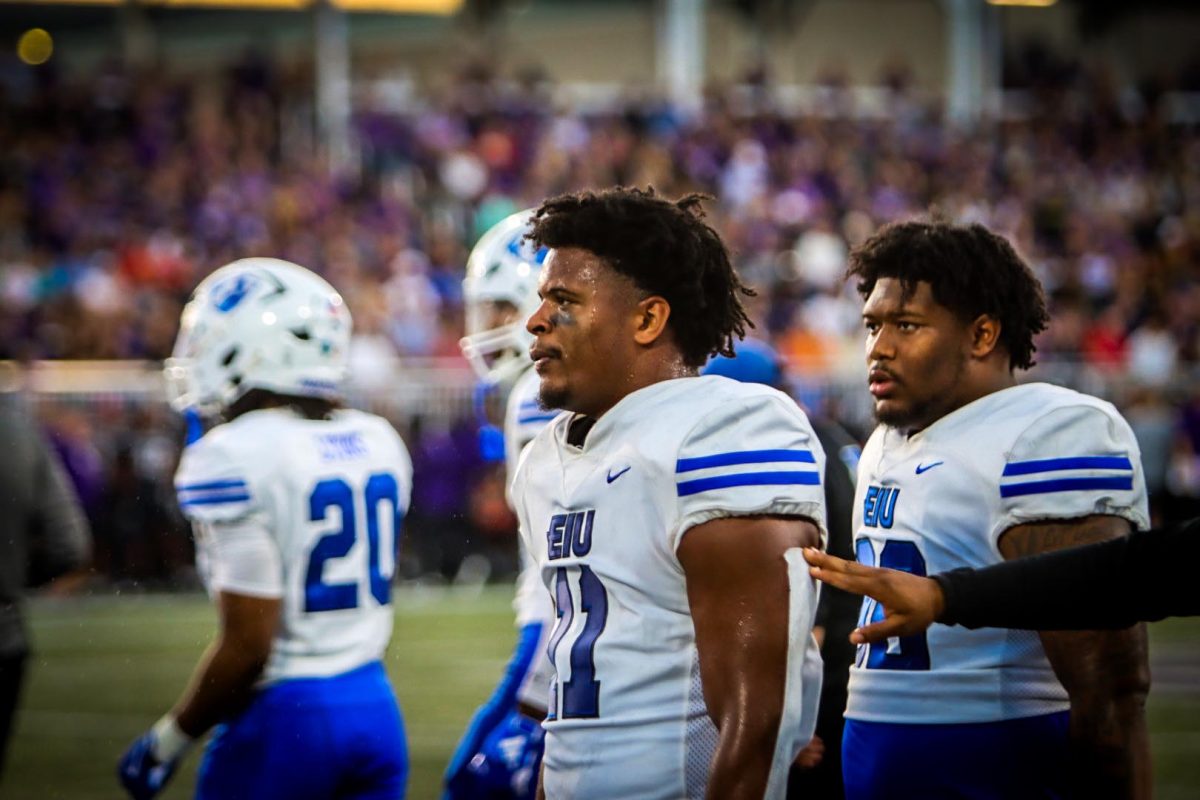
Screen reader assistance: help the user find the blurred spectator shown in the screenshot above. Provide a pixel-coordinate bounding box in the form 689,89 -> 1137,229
1081,303 -> 1129,372
1124,387 -> 1178,522
405,416 -> 483,582
92,447 -> 183,588
1168,390 -> 1200,520
1126,310 -> 1178,387
1,55 -> 1196,377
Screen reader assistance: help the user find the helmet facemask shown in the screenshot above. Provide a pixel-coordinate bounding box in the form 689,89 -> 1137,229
460,210 -> 547,390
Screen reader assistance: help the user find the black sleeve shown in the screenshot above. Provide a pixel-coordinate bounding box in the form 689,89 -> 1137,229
27,428 -> 91,587
809,417 -> 859,631
936,517 -> 1200,630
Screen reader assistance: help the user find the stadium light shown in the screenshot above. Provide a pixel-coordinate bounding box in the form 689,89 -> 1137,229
986,0 -> 1057,6
17,28 -> 53,65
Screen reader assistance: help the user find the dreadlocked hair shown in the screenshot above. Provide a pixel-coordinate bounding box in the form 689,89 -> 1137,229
527,186 -> 755,368
847,218 -> 1049,370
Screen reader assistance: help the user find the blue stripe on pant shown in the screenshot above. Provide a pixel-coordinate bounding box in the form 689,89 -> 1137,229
843,711 -> 1070,799
196,661 -> 407,800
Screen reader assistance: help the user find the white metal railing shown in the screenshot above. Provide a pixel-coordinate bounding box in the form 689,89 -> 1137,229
0,358 -> 480,423
4,358 -> 1194,435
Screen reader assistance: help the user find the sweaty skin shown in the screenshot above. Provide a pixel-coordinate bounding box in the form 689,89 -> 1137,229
527,247 -> 688,416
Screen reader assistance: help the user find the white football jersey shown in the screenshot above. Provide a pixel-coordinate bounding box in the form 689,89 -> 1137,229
175,407 -> 412,684
504,366 -> 560,709
845,382 -> 1149,724
513,376 -> 828,799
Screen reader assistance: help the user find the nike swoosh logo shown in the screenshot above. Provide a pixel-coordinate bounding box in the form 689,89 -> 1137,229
606,466 -> 631,483
915,461 -> 944,475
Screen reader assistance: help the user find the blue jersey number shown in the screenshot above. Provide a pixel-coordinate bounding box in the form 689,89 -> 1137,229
305,473 -> 403,613
547,565 -> 609,719
854,538 -> 931,670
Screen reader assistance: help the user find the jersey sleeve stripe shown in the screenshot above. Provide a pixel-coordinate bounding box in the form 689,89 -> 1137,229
676,470 -> 820,497
999,475 -> 1133,498
1001,455 -> 1132,476
175,478 -> 249,492
178,487 -> 250,500
179,492 -> 252,506
518,412 -> 559,425
676,449 -> 815,473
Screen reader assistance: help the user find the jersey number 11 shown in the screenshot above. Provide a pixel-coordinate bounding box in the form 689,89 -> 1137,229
547,565 -> 609,719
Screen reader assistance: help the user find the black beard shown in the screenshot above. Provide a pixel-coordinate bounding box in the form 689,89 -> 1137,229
876,400 -> 935,432
876,360 -> 966,432
538,384 -> 570,412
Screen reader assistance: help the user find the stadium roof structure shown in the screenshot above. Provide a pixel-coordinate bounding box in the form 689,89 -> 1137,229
1,0 -> 461,11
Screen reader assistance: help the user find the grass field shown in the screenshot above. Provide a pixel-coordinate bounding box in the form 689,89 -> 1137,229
3,588 -> 1198,799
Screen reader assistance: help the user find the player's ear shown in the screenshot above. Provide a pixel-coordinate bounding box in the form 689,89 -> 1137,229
968,314 -> 1002,359
633,295 -> 672,346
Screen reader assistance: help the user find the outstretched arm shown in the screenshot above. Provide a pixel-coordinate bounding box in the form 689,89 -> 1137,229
679,514 -> 820,800
804,516 -> 1200,638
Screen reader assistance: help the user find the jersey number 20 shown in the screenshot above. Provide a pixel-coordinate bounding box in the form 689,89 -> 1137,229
854,538 -> 931,670
547,565 -> 609,719
305,473 -> 403,613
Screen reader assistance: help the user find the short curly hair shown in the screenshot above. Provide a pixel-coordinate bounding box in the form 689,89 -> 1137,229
847,219 -> 1049,370
527,187 -> 755,368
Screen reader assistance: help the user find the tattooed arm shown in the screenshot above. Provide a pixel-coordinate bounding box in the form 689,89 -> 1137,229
998,514 -> 1151,800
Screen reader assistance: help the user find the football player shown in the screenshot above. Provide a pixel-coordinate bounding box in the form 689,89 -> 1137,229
118,258 -> 412,800
842,220 -> 1150,799
515,187 -> 827,799
443,209 -> 555,799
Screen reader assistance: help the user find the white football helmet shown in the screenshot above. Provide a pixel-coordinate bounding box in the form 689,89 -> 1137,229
459,209 -> 548,386
164,257 -> 353,417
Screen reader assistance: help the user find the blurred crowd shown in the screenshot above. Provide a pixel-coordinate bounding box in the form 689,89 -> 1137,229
2,48 -> 1199,584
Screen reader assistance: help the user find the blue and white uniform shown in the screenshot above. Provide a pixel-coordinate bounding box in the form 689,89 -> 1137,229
443,368 -> 556,798
177,407 -> 412,800
504,368 -> 560,709
513,376 -> 827,799
844,382 -> 1149,798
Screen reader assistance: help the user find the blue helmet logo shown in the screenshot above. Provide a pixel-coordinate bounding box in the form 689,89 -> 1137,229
506,234 -> 549,265
210,273 -> 260,313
